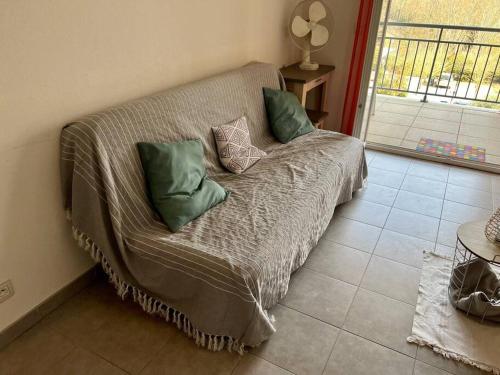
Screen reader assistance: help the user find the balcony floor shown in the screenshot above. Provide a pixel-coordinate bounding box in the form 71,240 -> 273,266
364,95 -> 500,165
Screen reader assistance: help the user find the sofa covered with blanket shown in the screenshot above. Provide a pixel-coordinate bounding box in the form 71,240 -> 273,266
60,62 -> 367,353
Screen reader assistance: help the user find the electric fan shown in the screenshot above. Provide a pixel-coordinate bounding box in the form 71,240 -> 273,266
289,0 -> 333,70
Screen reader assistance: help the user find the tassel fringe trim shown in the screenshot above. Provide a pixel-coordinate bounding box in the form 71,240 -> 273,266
72,225 -> 246,354
407,335 -> 500,374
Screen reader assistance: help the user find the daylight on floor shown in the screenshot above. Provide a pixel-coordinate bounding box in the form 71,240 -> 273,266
363,0 -> 500,166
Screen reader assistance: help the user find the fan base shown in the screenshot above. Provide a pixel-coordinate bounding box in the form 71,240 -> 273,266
299,61 -> 319,70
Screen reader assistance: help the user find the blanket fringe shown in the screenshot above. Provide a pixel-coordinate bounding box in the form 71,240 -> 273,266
407,335 -> 500,374
72,226 -> 246,355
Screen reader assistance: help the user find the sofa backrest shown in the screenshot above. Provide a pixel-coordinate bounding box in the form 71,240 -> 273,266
65,62 -> 283,174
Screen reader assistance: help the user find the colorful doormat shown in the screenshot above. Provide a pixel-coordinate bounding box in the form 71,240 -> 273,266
416,138 -> 486,162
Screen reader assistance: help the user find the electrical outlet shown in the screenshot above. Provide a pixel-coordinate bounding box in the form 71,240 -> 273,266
0,280 -> 14,303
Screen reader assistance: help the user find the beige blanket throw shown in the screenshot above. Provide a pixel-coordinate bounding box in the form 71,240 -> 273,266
60,63 -> 367,353
408,252 -> 500,374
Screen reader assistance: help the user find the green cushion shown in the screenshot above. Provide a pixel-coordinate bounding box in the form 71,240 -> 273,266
263,87 -> 315,143
137,139 -> 229,232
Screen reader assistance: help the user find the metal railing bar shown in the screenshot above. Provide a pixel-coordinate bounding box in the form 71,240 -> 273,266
417,42 -> 430,92
383,21 -> 500,33
423,28 -> 444,101
381,38 -> 392,88
389,39 -> 401,88
399,40 -> 411,90
436,43 -> 450,95
465,46 -> 481,98
381,37 -> 500,48
408,41 -> 420,91
475,46 -> 492,100
453,44 -> 471,99
445,44 -> 460,97
484,53 -> 499,101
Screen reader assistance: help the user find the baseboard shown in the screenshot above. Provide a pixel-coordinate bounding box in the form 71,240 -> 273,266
0,265 -> 100,350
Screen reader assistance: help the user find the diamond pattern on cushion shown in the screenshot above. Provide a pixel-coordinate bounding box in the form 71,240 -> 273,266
212,116 -> 266,174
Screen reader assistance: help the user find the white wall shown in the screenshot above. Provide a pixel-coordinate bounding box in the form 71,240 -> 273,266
0,0 -> 300,331
317,0 -> 361,131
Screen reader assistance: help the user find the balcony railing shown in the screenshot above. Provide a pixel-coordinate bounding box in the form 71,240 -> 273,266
376,22 -> 500,104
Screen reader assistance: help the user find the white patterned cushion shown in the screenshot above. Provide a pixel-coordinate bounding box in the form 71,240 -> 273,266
212,116 -> 266,174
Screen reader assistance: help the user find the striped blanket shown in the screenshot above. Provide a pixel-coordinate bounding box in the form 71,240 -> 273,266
60,62 -> 367,352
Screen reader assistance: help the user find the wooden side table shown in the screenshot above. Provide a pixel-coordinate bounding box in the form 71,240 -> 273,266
280,63 -> 335,129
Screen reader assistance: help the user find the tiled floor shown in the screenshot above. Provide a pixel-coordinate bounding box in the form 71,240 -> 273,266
1,151 -> 499,375
364,95 -> 500,165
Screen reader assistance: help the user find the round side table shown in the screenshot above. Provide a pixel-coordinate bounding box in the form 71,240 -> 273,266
448,220 -> 500,323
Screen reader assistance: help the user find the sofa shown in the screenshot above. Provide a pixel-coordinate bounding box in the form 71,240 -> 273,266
60,62 -> 367,353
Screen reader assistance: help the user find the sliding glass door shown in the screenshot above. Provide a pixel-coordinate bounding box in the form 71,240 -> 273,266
355,0 -> 500,173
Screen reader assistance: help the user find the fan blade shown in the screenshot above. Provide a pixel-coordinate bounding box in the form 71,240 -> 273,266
310,24 -> 329,46
309,1 -> 327,23
291,16 -> 310,37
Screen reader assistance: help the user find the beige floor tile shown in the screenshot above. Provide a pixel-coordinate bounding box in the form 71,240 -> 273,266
0,324 -> 74,375
445,184 -> 493,209
394,190 -> 443,218
385,208 -> 440,241
485,154 -> 500,166
460,123 -> 500,142
371,112 -> 415,126
407,160 -> 450,182
368,167 -> 405,188
343,288 -> 417,357
367,133 -> 402,147
252,305 -> 339,375
80,305 -> 176,374
448,167 -> 493,192
323,217 -> 382,253
462,112 -> 500,127
232,355 -> 292,375
406,128 -> 457,143
323,330 -> 414,375
441,200 -> 492,224
414,360 -> 452,375
401,175 -> 447,199
305,240 -> 371,285
374,229 -> 434,268
423,102 -> 462,113
370,153 -> 412,173
282,268 -> 357,327
140,330 -> 240,375
437,220 -> 460,247
368,121 -> 409,138
360,256 -> 421,305
336,199 -> 391,227
463,107 -> 500,117
379,102 -> 422,115
47,347 -> 127,375
354,182 -> 399,206
413,117 -> 460,134
401,140 -> 419,150
419,108 -> 462,122
383,96 -> 423,107
44,282 -> 176,374
434,243 -> 456,258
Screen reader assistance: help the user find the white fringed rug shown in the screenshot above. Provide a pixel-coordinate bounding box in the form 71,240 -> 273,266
408,252 -> 500,374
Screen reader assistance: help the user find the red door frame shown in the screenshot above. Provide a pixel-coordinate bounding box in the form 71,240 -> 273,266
342,0 -> 375,135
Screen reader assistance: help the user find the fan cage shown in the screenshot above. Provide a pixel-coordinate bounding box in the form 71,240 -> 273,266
288,0 -> 334,53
